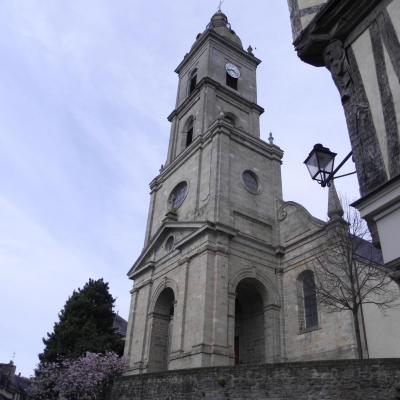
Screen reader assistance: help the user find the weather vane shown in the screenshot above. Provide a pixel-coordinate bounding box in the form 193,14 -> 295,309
218,0 -> 225,11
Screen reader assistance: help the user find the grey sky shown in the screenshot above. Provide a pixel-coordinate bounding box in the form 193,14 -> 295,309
0,0 -> 358,377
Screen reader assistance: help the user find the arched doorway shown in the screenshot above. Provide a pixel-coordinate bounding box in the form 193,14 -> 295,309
234,278 -> 266,365
148,287 -> 175,372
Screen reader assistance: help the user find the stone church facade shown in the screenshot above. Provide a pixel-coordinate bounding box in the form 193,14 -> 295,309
123,11 -> 400,375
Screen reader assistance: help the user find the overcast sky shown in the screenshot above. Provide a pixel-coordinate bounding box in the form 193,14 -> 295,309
0,0 -> 359,377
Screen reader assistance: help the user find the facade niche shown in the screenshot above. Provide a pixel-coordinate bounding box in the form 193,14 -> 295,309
147,287 -> 175,372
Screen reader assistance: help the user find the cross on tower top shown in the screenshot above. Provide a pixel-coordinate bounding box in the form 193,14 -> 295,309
218,0 -> 224,11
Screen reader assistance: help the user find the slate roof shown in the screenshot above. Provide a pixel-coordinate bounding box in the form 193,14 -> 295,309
113,314 -> 128,337
353,236 -> 383,265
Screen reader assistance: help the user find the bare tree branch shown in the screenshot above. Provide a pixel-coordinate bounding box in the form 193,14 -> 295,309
313,205 -> 400,359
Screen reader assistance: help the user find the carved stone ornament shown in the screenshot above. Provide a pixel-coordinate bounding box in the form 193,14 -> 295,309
323,40 -> 353,104
278,205 -> 288,221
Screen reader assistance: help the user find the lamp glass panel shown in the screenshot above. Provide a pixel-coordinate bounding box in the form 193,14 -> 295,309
317,151 -> 335,173
305,153 -> 320,178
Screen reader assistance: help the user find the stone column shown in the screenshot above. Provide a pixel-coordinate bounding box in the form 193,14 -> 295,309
211,249 -> 229,349
170,259 -> 189,357
264,304 -> 281,363
139,280 -> 154,372
227,291 -> 236,365
167,312 -> 175,370
124,285 -> 138,367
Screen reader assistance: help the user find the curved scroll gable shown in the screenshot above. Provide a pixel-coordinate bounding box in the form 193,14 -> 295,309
278,201 -> 326,245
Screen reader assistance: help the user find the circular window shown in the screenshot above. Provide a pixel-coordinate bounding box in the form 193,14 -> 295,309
165,235 -> 175,252
169,181 -> 188,209
242,170 -> 259,193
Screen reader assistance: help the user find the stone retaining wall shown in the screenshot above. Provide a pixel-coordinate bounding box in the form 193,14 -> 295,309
109,359 -> 400,400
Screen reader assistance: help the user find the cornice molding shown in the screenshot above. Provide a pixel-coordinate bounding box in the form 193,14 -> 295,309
352,175 -> 400,210
294,0 -> 382,66
155,120 -> 283,188
175,30 -> 261,74
167,76 -> 264,122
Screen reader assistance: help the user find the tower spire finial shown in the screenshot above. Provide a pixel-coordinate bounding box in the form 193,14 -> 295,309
327,181 -> 344,220
218,0 -> 224,11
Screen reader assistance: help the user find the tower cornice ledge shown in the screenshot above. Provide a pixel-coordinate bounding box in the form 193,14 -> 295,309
294,0 -> 382,66
156,122 -> 283,187
223,123 -> 284,161
167,76 -> 264,123
175,30 -> 261,74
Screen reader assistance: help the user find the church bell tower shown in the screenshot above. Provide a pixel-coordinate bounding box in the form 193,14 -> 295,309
124,10 -> 284,374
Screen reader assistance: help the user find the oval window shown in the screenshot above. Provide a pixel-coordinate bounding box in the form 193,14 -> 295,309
169,181 -> 188,209
242,170 -> 259,193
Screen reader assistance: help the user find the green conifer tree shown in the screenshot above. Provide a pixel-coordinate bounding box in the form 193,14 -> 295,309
39,279 -> 124,364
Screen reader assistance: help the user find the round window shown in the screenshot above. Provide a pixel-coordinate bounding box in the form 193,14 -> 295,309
165,235 -> 175,252
169,181 -> 188,209
242,170 -> 259,193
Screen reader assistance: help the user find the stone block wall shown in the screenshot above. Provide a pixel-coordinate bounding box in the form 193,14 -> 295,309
109,359 -> 400,400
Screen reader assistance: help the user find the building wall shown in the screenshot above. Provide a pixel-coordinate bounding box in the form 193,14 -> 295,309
278,203 -> 359,361
127,194 -> 400,374
362,279 -> 400,358
176,43 -> 210,108
147,121 -> 281,247
282,261 -> 357,361
148,146 -> 204,237
126,226 -> 283,373
175,35 -> 258,107
348,2 -> 400,194
127,128 -> 400,374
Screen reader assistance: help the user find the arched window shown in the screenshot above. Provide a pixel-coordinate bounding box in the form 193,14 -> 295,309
188,68 -> 197,95
297,271 -> 318,332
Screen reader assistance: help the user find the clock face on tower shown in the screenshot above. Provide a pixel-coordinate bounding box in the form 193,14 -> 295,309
225,62 -> 240,79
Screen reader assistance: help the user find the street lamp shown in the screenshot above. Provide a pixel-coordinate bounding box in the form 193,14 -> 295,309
304,144 -> 354,187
